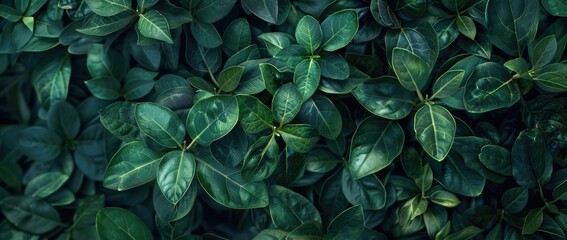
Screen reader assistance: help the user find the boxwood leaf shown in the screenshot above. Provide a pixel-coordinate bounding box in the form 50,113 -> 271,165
241,135 -> 279,181
0,195 -> 61,234
96,207 -> 153,240
349,116 -> 404,179
298,95 -> 342,139
501,187 -> 528,213
268,185 -> 322,231
84,0 -> 132,17
236,95 -> 274,133
137,10 -> 172,43
541,0 -> 567,16
272,83 -> 302,125
486,0 -> 539,56
99,102 -> 140,142
217,66 -> 245,93
196,152 -> 269,209
295,15 -> 322,54
157,150 -> 196,204
392,47 -> 430,92
414,103 -> 455,161
352,78 -> 415,120
191,21 -> 222,48
19,126 -> 63,162
321,10 -> 359,51
186,95 -> 239,146
341,169 -> 386,210
511,129 -> 553,189
464,62 -> 520,113
327,205 -> 364,240
241,0 -> 278,24
293,59 -> 320,102
136,102 -> 185,149
103,141 -> 163,191
278,124 -> 320,153
77,11 -> 136,36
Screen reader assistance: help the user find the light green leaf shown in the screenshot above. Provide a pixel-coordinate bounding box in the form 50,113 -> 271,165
136,102 -> 185,148
236,95 -> 274,133
295,15 -> 322,53
298,95 -> 342,139
241,135 -> 279,182
157,150 -> 196,204
258,32 -> 294,56
414,103 -> 455,161
392,47 -> 430,92
84,0 -> 132,17
321,10 -> 359,51
293,59 -> 320,102
278,124 -> 320,153
349,116 -> 404,179
103,142 -> 163,191
197,152 -> 269,209
272,83 -> 302,125
137,10 -> 173,43
327,205 -> 365,240
186,95 -> 239,146
96,207 -> 153,240
456,15 -> 476,40
464,62 -> 520,113
269,185 -> 322,231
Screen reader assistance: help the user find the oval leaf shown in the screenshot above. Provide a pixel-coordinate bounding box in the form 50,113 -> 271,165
186,95 -> 239,146
414,104 -> 456,161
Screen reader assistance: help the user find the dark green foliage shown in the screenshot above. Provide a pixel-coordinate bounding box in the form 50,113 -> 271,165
1,0 -> 567,239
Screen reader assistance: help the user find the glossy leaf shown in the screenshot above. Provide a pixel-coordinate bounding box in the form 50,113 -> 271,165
96,207 -> 153,240
241,135 -> 279,181
541,0 -> 567,16
327,205 -> 364,240
321,10 -> 358,51
352,78 -> 415,120
298,95 -> 342,139
236,95 -> 274,133
136,102 -> 185,148
157,150 -> 196,204
77,11 -> 136,36
349,116 -> 404,179
392,47 -> 430,91
269,185 -> 322,231
295,15 -> 322,53
31,54 -> 71,107
137,10 -> 172,43
217,66 -> 245,93
241,0 -> 278,24
501,187 -> 528,213
186,95 -> 239,146
19,126 -> 63,162
278,124 -> 320,153
293,59 -> 320,102
272,83 -> 302,125
523,208 -> 544,235
414,103 -> 455,161
99,102 -> 140,142
341,169 -> 386,210
464,62 -> 520,113
84,0 -> 132,17
511,129 -> 553,189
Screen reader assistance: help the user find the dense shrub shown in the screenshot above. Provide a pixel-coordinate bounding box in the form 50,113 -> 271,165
1,0 -> 567,239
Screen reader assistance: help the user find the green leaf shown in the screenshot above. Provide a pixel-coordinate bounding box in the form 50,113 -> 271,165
136,102 -> 185,148
191,21 -> 222,48
272,83 -> 302,125
529,35 -> 557,69
553,179 -> 567,201
278,124 -> 320,153
327,205 -> 365,240
31,53 -> 71,107
77,11 -> 136,36
236,95 -> 274,133
103,141 -> 163,191
222,18 -> 251,56
541,0 -> 567,16
0,196 -> 61,234
523,208 -> 544,235
541,214 -> 566,238
392,47 -> 430,92
352,78 -> 416,120
431,70 -> 465,99
24,172 -> 69,198
241,135 -> 279,182
486,0 -> 539,56
157,150 -> 196,204
349,116 -> 404,179
258,32 -> 294,56
210,125 -> 248,167
341,169 -> 386,210
318,51 -> 350,80
0,5 -> 21,22
385,20 -> 439,69
321,10 -> 359,51
268,185 -> 322,231
48,100 -> 81,139
295,15 -> 322,53
85,77 -> 122,100
478,145 -> 512,176
72,195 -> 105,239
501,187 -> 528,213
96,207 -> 153,240
84,0 -> 132,17
137,10 -> 173,43
442,226 -> 483,240
456,15 -> 476,40
370,0 -> 400,28
414,103 -> 455,161
99,102 -> 140,142
193,0 -> 236,23
153,182 -> 197,222
441,0 -> 467,11
19,126 -> 63,162
298,95 -> 342,139
196,152 -> 269,209
464,62 -> 520,113
217,66 -> 244,93
254,229 -> 288,240
286,220 -> 325,239
429,190 -> 460,208
137,0 -> 158,11
511,129 -> 553,189
186,95 -> 239,146
293,59 -> 320,102
241,0 -> 278,24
